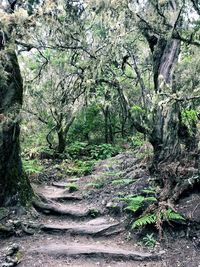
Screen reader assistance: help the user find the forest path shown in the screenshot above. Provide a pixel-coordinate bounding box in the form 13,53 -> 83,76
0,152 -> 165,266
1,152 -> 197,267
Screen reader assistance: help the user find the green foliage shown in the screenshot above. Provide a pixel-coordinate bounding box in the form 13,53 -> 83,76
64,160 -> 96,176
87,175 -> 107,189
141,188 -> 157,195
181,109 -> 197,136
89,208 -> 99,218
23,159 -> 43,175
131,105 -> 145,115
90,144 -> 119,160
67,142 -> 89,159
124,195 -> 157,213
141,233 -> 157,248
111,178 -> 135,185
87,182 -> 103,189
118,188 -> 185,230
162,208 -> 185,221
181,109 -> 197,123
132,213 -> 157,228
132,209 -> 185,229
117,187 -> 157,212
66,183 -> 78,192
68,104 -> 104,143
130,133 -> 144,148
66,142 -> 119,161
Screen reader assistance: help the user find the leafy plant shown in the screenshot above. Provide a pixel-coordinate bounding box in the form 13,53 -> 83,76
64,160 -> 96,176
130,133 -> 144,148
87,178 -> 107,189
67,142 -> 89,159
132,209 -> 185,229
90,144 -> 119,160
89,208 -> 99,218
23,159 -> 43,175
182,109 -> 197,123
141,188 -> 157,195
132,213 -> 157,228
117,190 -> 185,230
141,233 -> 157,248
66,183 -> 78,192
111,178 -> 135,186
118,195 -> 157,213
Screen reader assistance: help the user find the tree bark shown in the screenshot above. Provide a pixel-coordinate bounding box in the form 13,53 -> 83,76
104,106 -> 109,144
0,47 -> 33,206
57,128 -> 66,154
147,37 -> 181,165
148,37 -> 198,201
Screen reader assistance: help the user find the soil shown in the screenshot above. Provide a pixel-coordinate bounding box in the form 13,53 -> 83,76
1,150 -> 200,267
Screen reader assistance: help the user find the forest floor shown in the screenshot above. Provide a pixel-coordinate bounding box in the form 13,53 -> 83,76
1,151 -> 200,267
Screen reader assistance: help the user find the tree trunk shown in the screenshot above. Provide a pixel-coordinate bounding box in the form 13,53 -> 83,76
148,38 -> 198,201
57,128 -> 66,154
104,106 -> 109,143
0,48 -> 33,206
136,1 -> 199,202
148,37 -> 181,166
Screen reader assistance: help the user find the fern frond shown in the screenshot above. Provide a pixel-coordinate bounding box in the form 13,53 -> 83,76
141,188 -> 156,195
132,213 -> 157,228
162,209 -> 185,221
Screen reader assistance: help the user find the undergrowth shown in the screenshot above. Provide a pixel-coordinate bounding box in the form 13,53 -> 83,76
23,159 -> 43,175
116,187 -> 185,234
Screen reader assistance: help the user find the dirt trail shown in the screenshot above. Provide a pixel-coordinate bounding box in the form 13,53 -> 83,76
0,182 -> 163,267
1,152 -> 200,267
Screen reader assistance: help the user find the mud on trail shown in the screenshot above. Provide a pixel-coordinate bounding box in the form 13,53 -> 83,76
1,151 -> 200,267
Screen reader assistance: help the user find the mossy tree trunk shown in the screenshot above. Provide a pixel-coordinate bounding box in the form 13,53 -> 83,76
148,38 -> 199,201
0,32 -> 33,206
149,38 -> 182,170
138,1 -> 199,201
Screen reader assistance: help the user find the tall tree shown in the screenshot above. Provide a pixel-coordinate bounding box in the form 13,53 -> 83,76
131,0 -> 200,201
0,0 -> 33,206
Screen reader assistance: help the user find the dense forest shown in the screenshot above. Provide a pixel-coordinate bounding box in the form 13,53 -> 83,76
0,0 -> 200,266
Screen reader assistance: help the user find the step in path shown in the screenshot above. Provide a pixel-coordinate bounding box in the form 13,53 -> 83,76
1,181 -> 164,267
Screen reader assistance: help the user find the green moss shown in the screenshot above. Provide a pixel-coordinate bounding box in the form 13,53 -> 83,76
18,172 -> 34,206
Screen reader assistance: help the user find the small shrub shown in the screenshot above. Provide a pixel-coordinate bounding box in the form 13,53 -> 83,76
130,133 -> 144,148
23,159 -> 43,175
141,233 -> 157,248
89,208 -> 99,218
67,142 -> 89,159
66,183 -> 78,192
65,160 -> 96,176
90,144 -> 119,160
117,189 -> 185,231
132,209 -> 185,229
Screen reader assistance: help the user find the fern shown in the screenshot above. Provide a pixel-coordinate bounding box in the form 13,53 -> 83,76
125,196 -> 145,212
126,196 -> 157,213
111,179 -> 134,185
132,209 -> 185,229
23,159 -> 43,175
162,209 -> 185,221
117,191 -> 185,230
132,213 -> 157,228
141,188 -> 156,195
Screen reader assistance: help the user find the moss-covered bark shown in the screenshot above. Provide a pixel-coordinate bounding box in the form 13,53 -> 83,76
0,45 -> 33,206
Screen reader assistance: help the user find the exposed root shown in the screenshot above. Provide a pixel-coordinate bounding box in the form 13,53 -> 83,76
157,159 -> 199,203
30,243 -> 164,261
0,223 -> 15,236
33,199 -> 99,218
